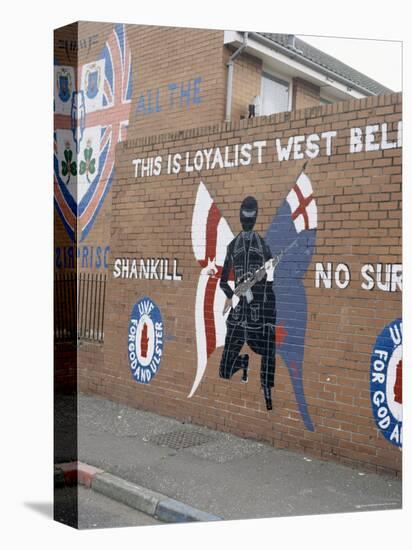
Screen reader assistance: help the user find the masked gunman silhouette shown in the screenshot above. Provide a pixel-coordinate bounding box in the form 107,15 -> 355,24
219,196 -> 277,410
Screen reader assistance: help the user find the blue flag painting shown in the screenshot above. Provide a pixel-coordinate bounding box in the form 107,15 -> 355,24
265,171 -> 317,431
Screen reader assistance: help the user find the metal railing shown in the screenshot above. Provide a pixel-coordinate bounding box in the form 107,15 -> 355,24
54,272 -> 76,342
78,272 -> 107,342
54,272 -> 107,343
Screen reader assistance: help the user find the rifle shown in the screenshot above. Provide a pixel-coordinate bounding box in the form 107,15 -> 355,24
222,235 -> 301,316
222,254 -> 282,315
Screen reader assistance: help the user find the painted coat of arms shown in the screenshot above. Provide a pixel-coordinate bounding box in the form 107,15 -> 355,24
54,24 -> 132,241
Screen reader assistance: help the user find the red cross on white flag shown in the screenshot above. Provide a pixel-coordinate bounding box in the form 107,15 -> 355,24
286,172 -> 317,233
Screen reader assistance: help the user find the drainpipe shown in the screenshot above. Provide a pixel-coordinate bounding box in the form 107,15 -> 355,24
225,31 -> 248,122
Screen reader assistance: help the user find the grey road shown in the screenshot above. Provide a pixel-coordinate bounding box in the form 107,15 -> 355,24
55,485 -> 163,529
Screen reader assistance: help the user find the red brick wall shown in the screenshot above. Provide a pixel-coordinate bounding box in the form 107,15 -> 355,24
78,93 -> 402,475
78,342 -> 105,393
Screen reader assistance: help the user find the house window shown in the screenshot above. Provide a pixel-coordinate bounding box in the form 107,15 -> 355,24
260,72 -> 290,115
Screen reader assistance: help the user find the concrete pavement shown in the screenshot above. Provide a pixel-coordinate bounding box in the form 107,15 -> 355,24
69,393 -> 402,522
55,461 -> 222,523
55,485 -> 162,529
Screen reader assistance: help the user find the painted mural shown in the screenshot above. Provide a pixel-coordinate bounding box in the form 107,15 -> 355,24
105,100 -> 402,465
128,296 -> 164,384
191,170 -> 317,430
54,24 -> 133,241
370,318 -> 403,448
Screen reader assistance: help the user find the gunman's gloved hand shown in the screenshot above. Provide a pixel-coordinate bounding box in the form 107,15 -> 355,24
266,262 -> 275,282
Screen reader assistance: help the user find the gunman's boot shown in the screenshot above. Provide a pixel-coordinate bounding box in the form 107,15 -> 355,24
241,354 -> 249,383
263,385 -> 273,410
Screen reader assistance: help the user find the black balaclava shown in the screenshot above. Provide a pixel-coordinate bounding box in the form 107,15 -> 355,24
240,196 -> 258,232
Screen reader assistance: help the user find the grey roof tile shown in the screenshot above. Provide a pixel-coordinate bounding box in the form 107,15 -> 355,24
256,33 -> 393,95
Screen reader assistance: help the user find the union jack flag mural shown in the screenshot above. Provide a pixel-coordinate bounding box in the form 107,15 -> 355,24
190,171 -> 317,431
54,24 -> 132,242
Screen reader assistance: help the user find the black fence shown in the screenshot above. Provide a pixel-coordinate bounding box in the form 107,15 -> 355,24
54,272 -> 107,343
54,272 -> 76,342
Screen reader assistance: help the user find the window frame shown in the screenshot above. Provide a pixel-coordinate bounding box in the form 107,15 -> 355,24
259,68 -> 293,116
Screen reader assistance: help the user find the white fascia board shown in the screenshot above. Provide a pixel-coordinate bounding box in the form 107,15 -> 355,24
224,30 -> 244,44
224,30 -> 365,100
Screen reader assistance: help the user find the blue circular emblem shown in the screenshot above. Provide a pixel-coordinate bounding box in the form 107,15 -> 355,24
370,318 -> 402,448
127,296 -> 164,384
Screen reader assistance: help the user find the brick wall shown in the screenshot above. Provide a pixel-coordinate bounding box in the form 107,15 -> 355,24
128,25 -> 226,137
78,342 -> 105,393
54,22 -> 227,274
78,92 -> 402,475
54,343 -> 77,394
227,47 -> 263,121
54,21 -> 114,273
293,77 -> 321,110
53,22 -> 328,277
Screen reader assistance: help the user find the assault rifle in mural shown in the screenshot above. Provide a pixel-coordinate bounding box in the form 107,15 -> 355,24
221,239 -> 300,316
221,256 -> 280,315
191,167 -> 317,430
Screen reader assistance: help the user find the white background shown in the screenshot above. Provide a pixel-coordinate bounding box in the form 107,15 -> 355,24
298,34 -> 402,92
0,1 -> 409,548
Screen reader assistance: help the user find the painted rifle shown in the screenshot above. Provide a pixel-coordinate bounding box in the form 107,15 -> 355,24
222,253 -> 282,315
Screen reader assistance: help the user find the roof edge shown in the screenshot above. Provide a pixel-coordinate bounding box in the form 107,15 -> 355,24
250,32 -> 389,96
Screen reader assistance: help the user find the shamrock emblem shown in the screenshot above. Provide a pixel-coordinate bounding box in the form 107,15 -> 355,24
61,142 -> 77,184
79,140 -> 96,183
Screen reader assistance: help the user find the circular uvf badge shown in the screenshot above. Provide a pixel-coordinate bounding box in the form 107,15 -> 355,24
370,318 -> 402,448
128,296 -> 164,384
